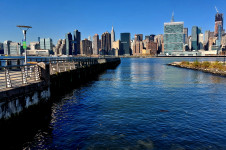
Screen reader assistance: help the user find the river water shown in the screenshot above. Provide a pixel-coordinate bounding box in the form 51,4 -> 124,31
5,58 -> 226,149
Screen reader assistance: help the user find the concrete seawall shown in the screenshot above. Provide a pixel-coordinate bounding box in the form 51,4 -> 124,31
0,58 -> 121,120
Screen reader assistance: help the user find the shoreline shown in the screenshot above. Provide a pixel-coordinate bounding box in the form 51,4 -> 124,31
168,61 -> 226,77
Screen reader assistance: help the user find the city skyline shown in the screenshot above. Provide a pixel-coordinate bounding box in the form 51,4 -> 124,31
0,0 -> 225,44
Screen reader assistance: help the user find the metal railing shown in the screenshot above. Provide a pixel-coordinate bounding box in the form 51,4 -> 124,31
0,57 -> 119,90
49,58 -> 100,75
0,64 -> 41,90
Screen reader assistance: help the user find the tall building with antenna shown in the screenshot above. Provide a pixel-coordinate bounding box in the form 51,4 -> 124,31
111,26 -> 115,48
214,7 -> 224,37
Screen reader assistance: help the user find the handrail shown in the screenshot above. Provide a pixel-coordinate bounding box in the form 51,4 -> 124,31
0,64 -> 36,69
0,57 -> 119,90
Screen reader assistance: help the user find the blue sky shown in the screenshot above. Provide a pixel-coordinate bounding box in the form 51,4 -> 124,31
0,0 -> 225,44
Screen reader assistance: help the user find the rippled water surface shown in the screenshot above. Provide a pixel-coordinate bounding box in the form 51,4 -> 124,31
21,58 -> 226,149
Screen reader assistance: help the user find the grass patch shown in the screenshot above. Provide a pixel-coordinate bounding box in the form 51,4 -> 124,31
179,60 -> 226,71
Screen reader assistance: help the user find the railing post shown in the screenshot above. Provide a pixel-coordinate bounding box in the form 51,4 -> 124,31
29,65 -> 33,77
35,65 -> 40,81
64,62 -> 66,71
69,62 -> 72,70
5,68 -> 12,88
57,62 -> 60,72
21,66 -> 27,84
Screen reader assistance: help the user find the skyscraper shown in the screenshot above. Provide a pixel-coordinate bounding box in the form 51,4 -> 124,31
191,26 -> 198,50
45,38 -> 53,51
65,32 -> 73,55
39,38 -> 53,55
183,28 -> 188,44
214,12 -> 223,37
149,34 -> 155,41
164,14 -> 184,54
93,34 -> 99,55
198,33 -> 204,50
73,30 -> 81,55
9,42 -> 22,56
3,40 -> 12,55
112,40 -> 120,56
111,26 -> 115,47
120,33 -> 131,55
40,38 -> 45,49
101,32 -> 111,55
154,34 -> 163,53
133,34 -> 143,55
204,30 -> 210,50
88,36 -> 92,41
0,43 -> 3,54
81,39 -> 92,55
216,24 -> 222,47
54,39 -> 66,55
134,34 -> 143,41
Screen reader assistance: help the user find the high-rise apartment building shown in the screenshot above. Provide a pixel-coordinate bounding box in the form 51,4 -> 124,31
54,39 -> 66,55
101,32 -> 111,55
81,39 -> 92,55
65,32 -> 73,55
93,34 -> 99,55
9,42 -> 22,56
133,34 -> 143,55
146,41 -> 158,55
164,21 -> 184,54
120,33 -> 131,55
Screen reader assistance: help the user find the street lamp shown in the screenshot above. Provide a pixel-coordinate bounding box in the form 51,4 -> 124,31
17,25 -> 32,64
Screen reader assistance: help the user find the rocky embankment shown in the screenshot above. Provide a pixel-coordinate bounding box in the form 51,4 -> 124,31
168,61 -> 226,77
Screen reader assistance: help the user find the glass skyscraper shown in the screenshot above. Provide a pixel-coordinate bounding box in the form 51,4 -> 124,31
120,33 -> 131,55
73,30 -> 81,55
191,26 -> 198,50
164,22 -> 184,54
65,32 -> 73,55
40,38 -> 45,50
